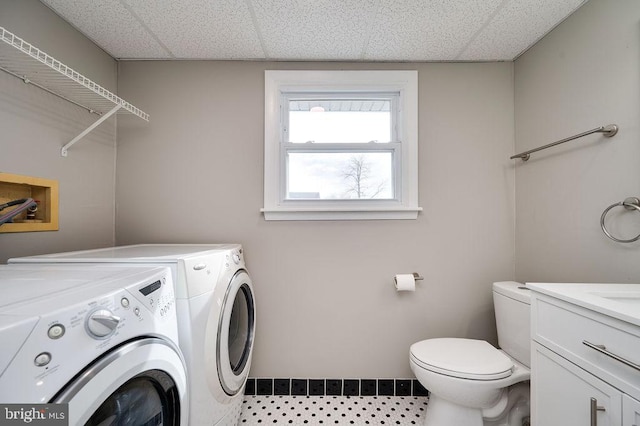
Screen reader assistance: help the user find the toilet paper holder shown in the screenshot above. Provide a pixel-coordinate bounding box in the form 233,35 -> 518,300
394,273 -> 423,291
395,273 -> 423,281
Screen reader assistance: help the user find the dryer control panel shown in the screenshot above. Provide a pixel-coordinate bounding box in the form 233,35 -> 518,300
179,245 -> 245,299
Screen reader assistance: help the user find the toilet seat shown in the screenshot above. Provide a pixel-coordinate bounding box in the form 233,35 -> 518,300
410,338 -> 513,381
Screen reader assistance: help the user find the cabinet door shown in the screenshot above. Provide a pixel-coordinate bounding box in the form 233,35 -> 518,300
624,395 -> 640,426
533,344 -> 622,426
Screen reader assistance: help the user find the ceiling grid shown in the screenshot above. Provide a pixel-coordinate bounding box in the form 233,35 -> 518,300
40,0 -> 589,61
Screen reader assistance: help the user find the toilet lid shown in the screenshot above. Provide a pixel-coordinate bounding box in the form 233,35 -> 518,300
410,338 -> 513,380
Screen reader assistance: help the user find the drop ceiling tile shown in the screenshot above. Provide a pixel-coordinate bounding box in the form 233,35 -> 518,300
250,0 -> 380,60
363,0 -> 504,62
42,0 -> 169,59
39,0 -> 590,61
124,0 -> 265,59
459,0 -> 588,61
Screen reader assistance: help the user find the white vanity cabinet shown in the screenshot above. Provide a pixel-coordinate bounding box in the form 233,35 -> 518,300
528,283 -> 640,426
623,395 -> 640,425
533,343 -> 622,425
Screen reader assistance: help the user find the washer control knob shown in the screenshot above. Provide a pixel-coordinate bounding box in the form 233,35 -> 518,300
47,324 -> 65,339
232,253 -> 241,264
121,297 -> 130,308
86,309 -> 120,339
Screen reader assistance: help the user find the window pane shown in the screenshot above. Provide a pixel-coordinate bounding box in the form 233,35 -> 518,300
287,152 -> 394,200
288,99 -> 392,143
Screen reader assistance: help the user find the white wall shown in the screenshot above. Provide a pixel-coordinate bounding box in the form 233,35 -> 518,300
0,0 -> 118,262
116,61 -> 515,378
514,0 -> 640,283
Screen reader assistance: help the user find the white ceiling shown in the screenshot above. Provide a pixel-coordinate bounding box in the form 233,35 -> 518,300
41,0 -> 589,62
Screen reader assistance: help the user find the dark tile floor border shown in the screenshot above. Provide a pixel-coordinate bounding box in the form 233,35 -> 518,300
245,378 -> 428,397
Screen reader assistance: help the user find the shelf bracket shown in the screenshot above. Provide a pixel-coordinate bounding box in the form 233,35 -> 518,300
61,104 -> 121,157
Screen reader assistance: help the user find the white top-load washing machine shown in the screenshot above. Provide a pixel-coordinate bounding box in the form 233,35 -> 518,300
0,264 -> 188,425
11,244 -> 256,426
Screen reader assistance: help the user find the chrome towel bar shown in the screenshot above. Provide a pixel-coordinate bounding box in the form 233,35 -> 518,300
600,197 -> 640,243
511,124 -> 618,161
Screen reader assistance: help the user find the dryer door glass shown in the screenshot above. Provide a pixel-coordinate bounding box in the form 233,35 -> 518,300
229,283 -> 253,373
218,270 -> 256,395
86,370 -> 179,426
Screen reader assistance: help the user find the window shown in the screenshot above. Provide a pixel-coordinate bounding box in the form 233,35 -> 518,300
262,70 -> 421,220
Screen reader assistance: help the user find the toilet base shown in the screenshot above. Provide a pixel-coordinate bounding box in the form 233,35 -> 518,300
484,382 -> 530,426
423,383 -> 530,426
423,395 -> 484,426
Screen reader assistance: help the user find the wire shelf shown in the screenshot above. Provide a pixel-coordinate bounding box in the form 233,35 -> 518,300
0,26 -> 148,120
0,26 -> 149,156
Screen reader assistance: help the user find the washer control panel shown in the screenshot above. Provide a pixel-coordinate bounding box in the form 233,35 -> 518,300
0,267 -> 178,403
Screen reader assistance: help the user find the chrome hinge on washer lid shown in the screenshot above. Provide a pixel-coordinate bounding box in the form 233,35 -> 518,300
193,263 -> 207,271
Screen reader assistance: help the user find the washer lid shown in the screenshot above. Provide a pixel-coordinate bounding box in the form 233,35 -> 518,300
410,338 -> 513,380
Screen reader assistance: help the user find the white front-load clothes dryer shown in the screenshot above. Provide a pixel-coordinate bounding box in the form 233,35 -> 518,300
11,244 -> 257,426
0,264 -> 188,425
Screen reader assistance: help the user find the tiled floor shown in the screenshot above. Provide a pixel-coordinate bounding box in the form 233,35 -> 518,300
239,395 -> 428,425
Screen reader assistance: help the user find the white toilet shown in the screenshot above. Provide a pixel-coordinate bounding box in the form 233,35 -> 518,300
410,281 -> 531,426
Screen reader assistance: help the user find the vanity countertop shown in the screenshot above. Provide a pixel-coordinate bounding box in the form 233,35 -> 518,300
527,282 -> 640,328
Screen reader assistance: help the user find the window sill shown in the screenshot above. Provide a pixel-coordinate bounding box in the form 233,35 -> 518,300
260,206 -> 422,221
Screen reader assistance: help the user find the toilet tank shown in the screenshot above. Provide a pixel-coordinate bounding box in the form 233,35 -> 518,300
493,281 -> 531,368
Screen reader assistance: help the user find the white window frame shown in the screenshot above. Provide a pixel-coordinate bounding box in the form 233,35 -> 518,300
262,70 -> 421,221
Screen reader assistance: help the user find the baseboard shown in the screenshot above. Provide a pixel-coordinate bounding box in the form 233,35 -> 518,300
245,378 -> 429,397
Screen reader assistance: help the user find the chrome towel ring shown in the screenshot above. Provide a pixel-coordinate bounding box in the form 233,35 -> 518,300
600,197 -> 640,243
